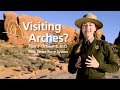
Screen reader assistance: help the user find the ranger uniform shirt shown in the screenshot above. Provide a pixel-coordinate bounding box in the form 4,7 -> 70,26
68,38 -> 119,79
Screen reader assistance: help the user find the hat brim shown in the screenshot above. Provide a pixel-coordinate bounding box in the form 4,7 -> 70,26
75,18 -> 103,29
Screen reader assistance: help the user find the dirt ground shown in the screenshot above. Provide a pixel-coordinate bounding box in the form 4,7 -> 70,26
0,65 -> 120,79
0,65 -> 76,79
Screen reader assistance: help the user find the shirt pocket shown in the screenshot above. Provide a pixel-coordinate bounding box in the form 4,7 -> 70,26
92,47 -> 105,63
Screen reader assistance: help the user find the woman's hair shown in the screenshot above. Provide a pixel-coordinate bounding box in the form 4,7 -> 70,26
75,24 -> 98,54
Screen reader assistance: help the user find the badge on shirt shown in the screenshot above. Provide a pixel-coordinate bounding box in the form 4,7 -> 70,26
95,45 -> 99,50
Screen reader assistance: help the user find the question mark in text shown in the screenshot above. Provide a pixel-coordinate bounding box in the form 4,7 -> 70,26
63,34 -> 69,42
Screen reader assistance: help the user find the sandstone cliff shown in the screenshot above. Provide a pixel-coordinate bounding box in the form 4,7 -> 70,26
0,11 -> 105,46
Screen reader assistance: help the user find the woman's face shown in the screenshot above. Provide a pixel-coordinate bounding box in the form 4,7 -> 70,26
82,22 -> 96,40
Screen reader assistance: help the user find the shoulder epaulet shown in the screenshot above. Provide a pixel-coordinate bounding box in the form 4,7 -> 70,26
96,39 -> 108,47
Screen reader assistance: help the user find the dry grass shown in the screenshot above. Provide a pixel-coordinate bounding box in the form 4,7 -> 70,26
0,43 -> 119,73
0,45 -> 57,72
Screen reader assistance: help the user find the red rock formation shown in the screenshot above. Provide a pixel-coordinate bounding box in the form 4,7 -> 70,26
1,12 -> 105,46
17,14 -> 47,45
2,12 -> 80,46
4,12 -> 17,33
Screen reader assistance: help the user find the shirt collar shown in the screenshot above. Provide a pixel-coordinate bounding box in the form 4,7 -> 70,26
86,37 -> 95,43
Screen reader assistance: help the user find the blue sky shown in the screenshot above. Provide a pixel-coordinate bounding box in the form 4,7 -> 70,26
0,11 -> 120,44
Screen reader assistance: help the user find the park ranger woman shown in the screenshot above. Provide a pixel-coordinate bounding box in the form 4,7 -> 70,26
68,13 -> 119,79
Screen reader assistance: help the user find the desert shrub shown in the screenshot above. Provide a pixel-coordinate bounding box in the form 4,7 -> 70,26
2,48 -> 13,55
4,49 -> 11,55
20,65 -> 28,71
3,58 -> 20,67
35,58 -> 46,69
29,59 -> 37,64
34,62 -> 42,69
12,53 -> 29,60
22,45 -> 29,48
0,54 -> 15,61
41,61 -> 56,71
38,53 -> 47,58
36,44 -> 74,63
20,59 -> 32,67
21,49 -> 29,54
27,64 -> 38,72
0,46 -> 28,56
28,58 -> 44,70
36,58 -> 45,62
0,43 -> 74,71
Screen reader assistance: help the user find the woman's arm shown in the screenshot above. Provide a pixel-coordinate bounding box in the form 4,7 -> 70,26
98,41 -> 119,73
68,44 -> 80,74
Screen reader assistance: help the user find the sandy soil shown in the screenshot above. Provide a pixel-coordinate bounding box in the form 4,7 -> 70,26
0,66 -> 76,79
0,66 -> 120,79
